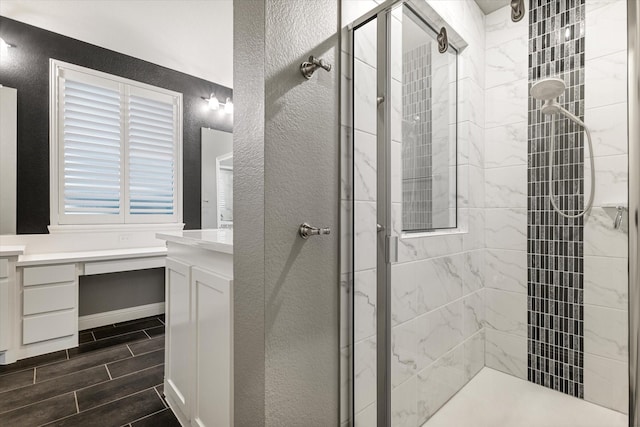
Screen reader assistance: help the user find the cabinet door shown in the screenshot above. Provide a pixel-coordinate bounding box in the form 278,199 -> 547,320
191,267 -> 232,427
0,259 -> 10,352
165,258 -> 192,421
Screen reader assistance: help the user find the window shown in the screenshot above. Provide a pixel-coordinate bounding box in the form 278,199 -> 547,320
50,60 -> 182,228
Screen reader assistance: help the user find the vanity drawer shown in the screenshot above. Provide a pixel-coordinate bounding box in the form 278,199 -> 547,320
23,264 -> 75,287
23,282 -> 76,316
23,309 -> 76,345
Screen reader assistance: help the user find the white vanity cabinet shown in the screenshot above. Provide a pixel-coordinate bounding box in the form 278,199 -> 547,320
21,263 -> 78,345
158,230 -> 233,427
164,258 -> 193,421
0,247 -> 24,363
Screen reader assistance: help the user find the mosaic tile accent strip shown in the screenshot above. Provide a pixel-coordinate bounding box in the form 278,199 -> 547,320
527,0 -> 586,398
402,43 -> 433,231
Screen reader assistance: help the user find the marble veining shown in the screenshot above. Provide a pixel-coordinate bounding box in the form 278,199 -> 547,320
584,304 -> 628,362
485,329 -> 527,380
484,122 -> 528,168
392,320 -> 418,388
355,269 -> 377,342
463,290 -> 485,339
485,249 -> 527,293
485,289 -> 527,337
484,208 -> 527,251
584,255 -> 628,310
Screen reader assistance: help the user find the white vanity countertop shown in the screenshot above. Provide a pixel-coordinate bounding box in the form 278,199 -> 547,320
0,245 -> 26,256
156,229 -> 233,254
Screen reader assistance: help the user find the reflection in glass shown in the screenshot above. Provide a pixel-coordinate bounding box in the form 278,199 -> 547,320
399,5 -> 457,232
201,127 -> 232,229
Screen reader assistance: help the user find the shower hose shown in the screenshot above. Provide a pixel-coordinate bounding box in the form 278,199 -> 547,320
548,108 -> 596,219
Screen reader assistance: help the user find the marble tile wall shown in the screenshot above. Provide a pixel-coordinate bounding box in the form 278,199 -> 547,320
390,1 -> 486,425
484,0 -> 628,414
484,2 -> 530,386
341,1 -> 486,426
342,0 -> 628,424
581,0 -> 628,414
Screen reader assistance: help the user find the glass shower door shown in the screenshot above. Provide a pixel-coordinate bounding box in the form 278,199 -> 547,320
350,3 -> 460,426
351,12 -> 381,425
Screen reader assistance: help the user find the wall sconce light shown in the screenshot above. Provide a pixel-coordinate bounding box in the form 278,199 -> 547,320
0,37 -> 15,58
202,93 -> 233,115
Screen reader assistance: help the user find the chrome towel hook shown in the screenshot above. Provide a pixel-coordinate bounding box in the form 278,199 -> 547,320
300,56 -> 332,79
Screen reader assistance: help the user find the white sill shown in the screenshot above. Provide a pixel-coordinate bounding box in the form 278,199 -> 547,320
48,223 -> 185,234
400,227 -> 467,240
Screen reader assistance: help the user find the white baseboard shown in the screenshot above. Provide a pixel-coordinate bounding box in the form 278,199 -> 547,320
79,302 -> 165,330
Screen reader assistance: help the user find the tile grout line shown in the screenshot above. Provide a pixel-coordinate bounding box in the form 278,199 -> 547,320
74,391 -> 80,414
33,367 -> 36,384
126,344 -> 135,357
91,331 -> 96,341
84,320 -> 163,344
105,364 -> 113,380
0,363 -> 166,416
0,350 -> 71,379
36,386 -> 161,426
143,330 -> 152,339
128,407 -> 168,425
153,385 -> 167,409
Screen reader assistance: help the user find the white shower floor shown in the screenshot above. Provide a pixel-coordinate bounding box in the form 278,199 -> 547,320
423,368 -> 627,427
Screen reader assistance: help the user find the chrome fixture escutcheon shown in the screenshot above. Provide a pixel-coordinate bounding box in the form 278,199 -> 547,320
299,223 -> 331,239
300,56 -> 332,80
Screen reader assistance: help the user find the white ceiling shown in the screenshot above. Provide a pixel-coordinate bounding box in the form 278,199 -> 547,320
0,0 -> 234,88
474,0 -> 511,15
0,0 -> 512,87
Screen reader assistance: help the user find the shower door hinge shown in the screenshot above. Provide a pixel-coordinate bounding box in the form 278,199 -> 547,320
385,235 -> 398,264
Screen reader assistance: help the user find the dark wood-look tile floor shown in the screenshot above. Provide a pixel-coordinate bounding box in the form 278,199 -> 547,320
0,315 -> 180,426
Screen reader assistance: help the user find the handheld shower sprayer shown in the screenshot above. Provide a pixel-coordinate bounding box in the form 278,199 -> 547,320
530,77 -> 596,219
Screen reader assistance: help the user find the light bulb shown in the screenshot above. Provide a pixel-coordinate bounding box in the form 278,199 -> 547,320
208,93 -> 220,110
0,38 -> 11,58
224,98 -> 233,114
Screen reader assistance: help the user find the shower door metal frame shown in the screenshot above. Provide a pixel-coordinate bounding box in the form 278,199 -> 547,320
628,0 -> 640,425
348,2 -> 465,425
375,7 -> 393,427
349,4 -> 393,425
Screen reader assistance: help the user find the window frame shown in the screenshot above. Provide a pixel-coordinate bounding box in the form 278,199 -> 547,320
49,59 -> 183,230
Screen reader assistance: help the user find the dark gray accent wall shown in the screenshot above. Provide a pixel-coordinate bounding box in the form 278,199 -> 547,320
0,16 -> 232,233
527,0 -> 585,398
78,268 -> 164,316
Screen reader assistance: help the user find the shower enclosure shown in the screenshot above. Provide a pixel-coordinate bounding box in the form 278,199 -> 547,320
341,0 -> 634,425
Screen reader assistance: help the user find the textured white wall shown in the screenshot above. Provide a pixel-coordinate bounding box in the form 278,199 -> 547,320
234,0 -> 340,425
0,0 -> 233,87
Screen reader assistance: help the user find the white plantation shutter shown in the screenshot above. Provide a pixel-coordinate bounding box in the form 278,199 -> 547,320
52,60 -> 182,227
58,70 -> 123,224
127,88 -> 177,221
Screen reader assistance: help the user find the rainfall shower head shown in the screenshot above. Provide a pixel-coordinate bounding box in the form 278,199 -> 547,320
531,77 -> 566,115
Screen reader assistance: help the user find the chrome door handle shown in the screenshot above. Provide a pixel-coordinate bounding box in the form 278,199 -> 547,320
299,223 -> 331,239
